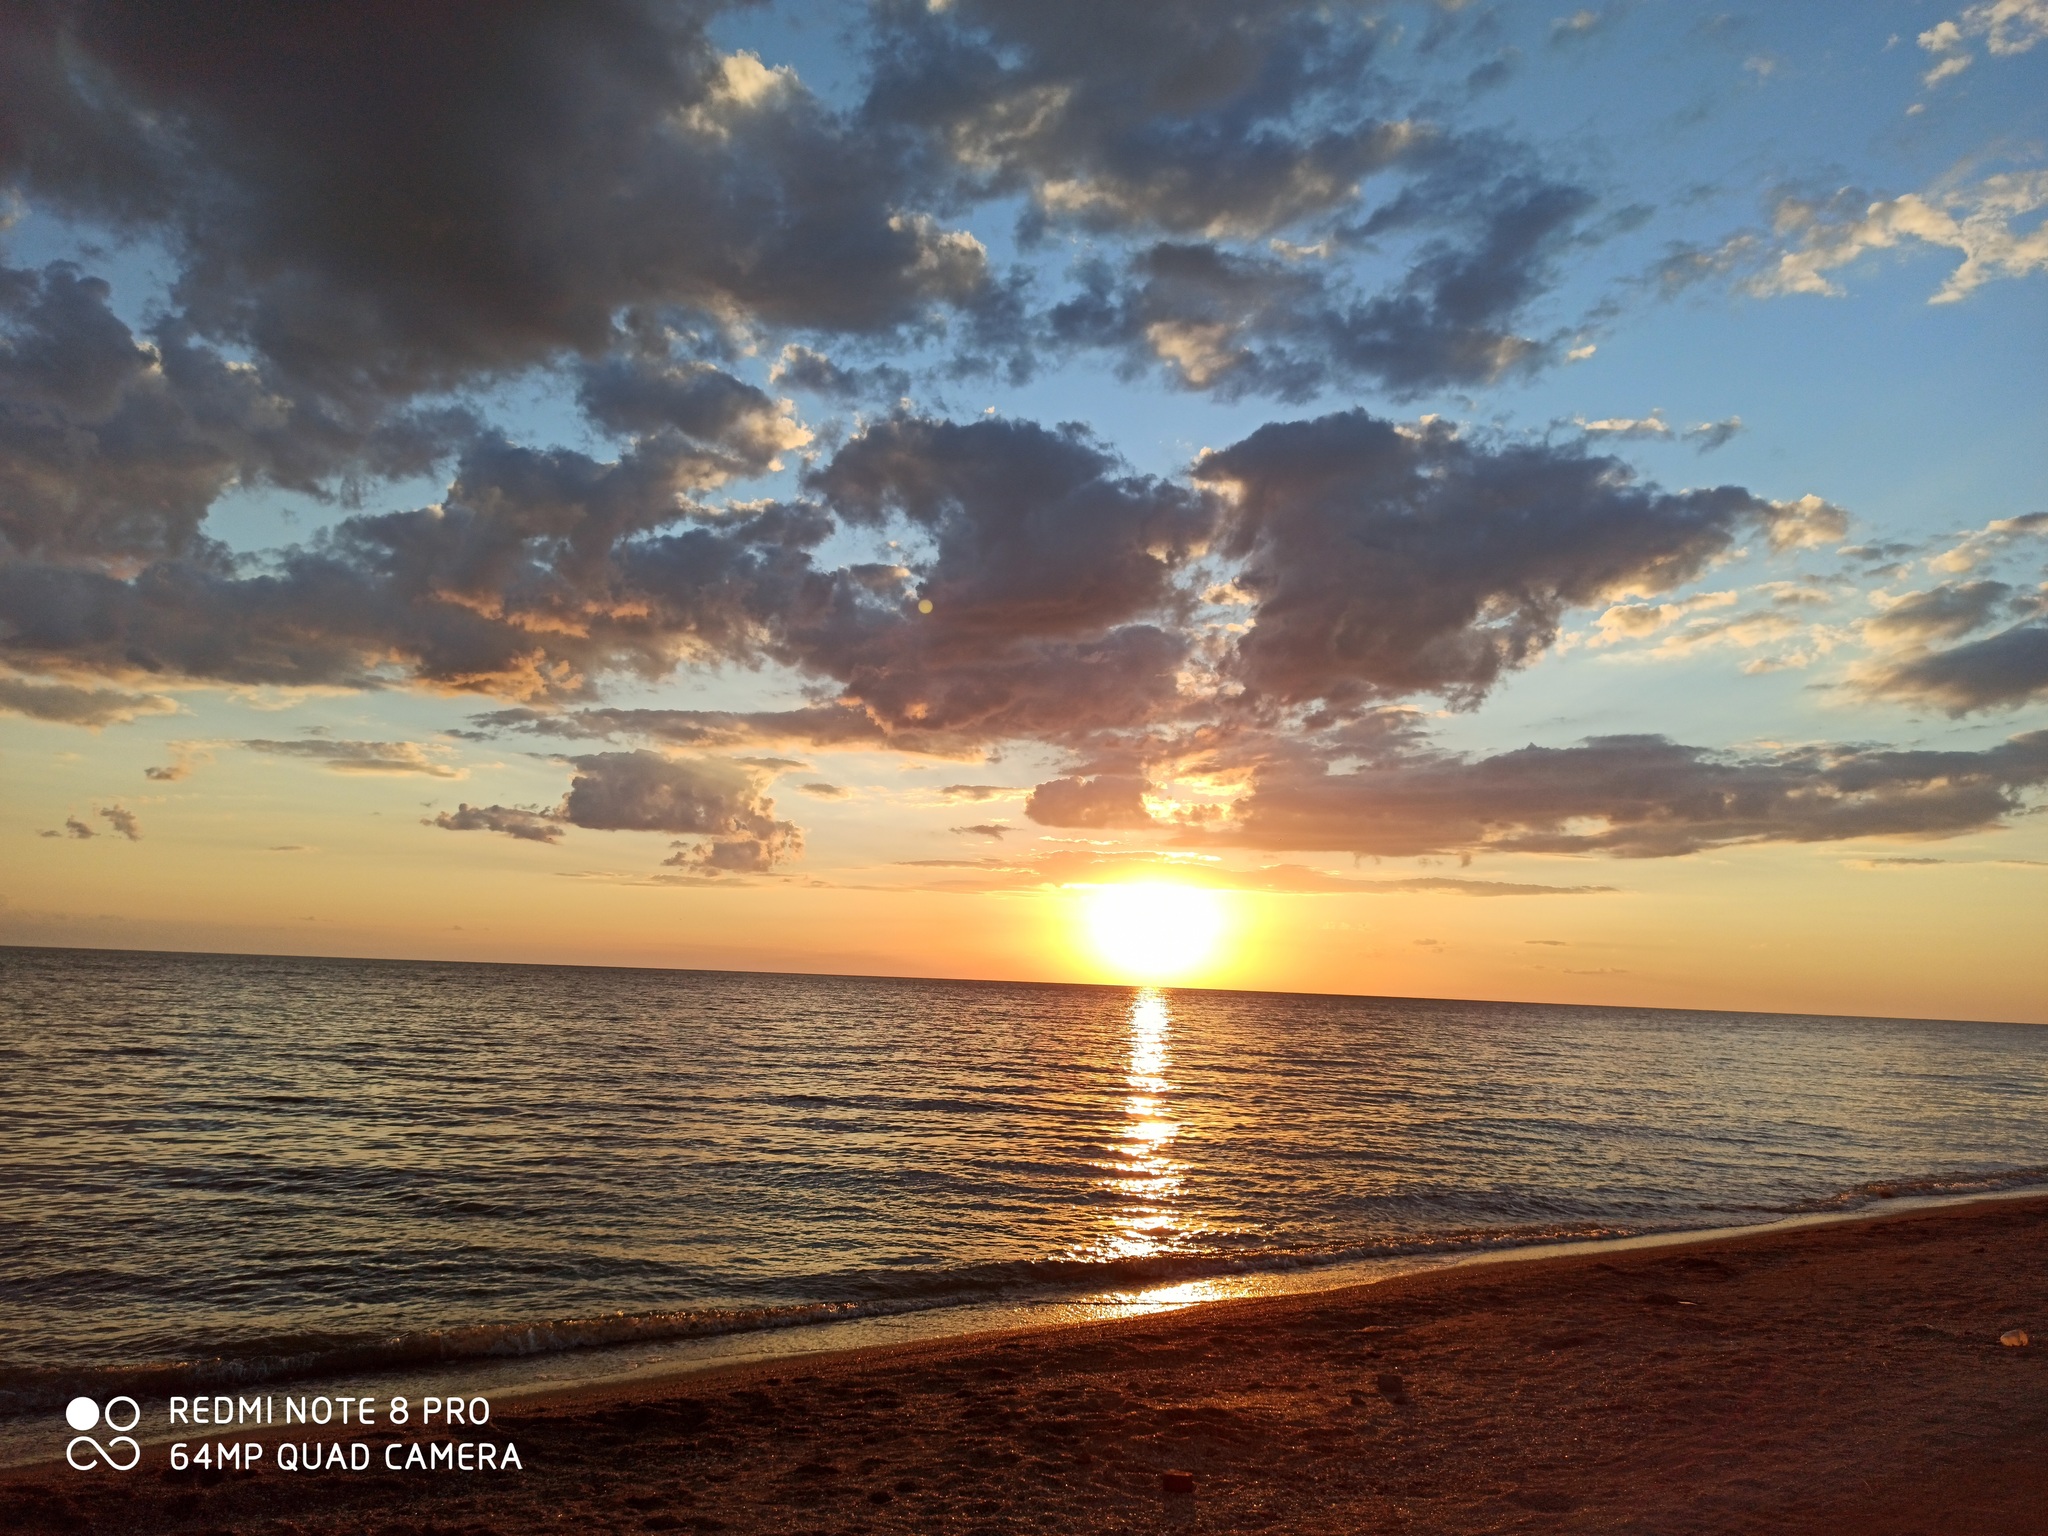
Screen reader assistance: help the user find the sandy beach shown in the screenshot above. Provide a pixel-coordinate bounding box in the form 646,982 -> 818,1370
7,1194 -> 2046,1535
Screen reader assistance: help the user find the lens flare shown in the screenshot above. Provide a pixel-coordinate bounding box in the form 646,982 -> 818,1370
1084,882 -> 1226,981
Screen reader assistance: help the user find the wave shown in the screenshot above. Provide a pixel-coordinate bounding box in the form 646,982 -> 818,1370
6,1165 -> 2043,1416
1779,1163 -> 2048,1213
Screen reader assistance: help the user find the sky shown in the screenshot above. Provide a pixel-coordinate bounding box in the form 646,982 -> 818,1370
1,0 -> 2044,1021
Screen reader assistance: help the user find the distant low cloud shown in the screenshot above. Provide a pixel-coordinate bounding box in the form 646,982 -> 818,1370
428,804 -> 564,843
41,805 -> 140,840
98,804 -> 141,840
1025,775 -> 1158,829
951,822 -> 1010,840
1205,728 -> 2048,859
242,739 -> 463,777
564,751 -> 801,873
0,675 -> 178,728
939,784 -> 1017,802
897,847 -> 1614,896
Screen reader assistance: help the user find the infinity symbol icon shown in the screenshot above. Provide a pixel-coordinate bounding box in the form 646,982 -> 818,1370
67,1434 -> 141,1471
64,1395 -> 141,1471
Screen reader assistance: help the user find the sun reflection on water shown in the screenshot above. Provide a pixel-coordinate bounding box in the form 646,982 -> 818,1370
1089,987 -> 1189,1262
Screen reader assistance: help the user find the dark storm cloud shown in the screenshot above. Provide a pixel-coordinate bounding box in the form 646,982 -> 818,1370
1863,625 -> 2048,714
1210,730 -> 2048,859
428,803 -> 565,842
0,262 -> 472,564
0,437 -> 832,696
1,2 -> 988,406
1045,156 -> 1596,400
808,416 -> 1213,637
783,415 -> 1216,741
561,749 -> 800,870
1194,410 -> 1817,710
863,0 -> 1408,239
575,353 -> 809,472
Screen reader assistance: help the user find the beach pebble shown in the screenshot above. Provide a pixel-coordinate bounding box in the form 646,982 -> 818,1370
2000,1329 -> 2030,1348
1161,1470 -> 1197,1495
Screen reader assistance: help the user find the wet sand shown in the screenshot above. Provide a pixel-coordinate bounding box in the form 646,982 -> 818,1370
7,1194 -> 2047,1534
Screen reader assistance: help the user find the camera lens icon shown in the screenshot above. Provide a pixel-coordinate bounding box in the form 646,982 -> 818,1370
65,1396 -> 141,1470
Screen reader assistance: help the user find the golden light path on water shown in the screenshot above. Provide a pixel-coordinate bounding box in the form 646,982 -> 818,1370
1088,987 -> 1189,1264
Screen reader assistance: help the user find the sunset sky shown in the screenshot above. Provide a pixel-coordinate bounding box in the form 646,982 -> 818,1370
2,1 -> 2044,1020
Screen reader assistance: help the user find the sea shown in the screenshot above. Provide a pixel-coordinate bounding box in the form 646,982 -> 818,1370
4,945 -> 2046,1462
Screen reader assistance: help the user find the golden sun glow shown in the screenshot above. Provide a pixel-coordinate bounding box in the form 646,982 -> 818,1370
1083,882 -> 1228,982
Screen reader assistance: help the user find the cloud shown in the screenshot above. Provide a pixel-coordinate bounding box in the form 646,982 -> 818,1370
1684,416 -> 1743,452
1861,623 -> 2048,713
1,8 -> 990,410
1208,728 -> 2048,859
0,674 -> 178,727
1549,10 -> 1609,47
862,0 -> 1420,241
897,846 -> 1612,895
1741,173 -> 2048,304
1588,590 -> 1738,645
0,435 -> 838,698
1930,511 -> 2048,572
0,261 -> 472,565
1574,408 -> 1740,453
428,803 -> 565,843
97,804 -> 141,840
951,821 -> 1010,839
1194,410 -> 1804,710
939,783 -> 1017,801
1574,413 -> 1673,441
1867,581 -> 2013,642
1024,774 -> 1159,828
561,750 -> 801,871
242,737 -> 463,777
769,346 -> 912,404
576,354 -> 811,474
1045,154 -> 1597,399
798,782 -> 850,799
795,415 -> 1216,740
1920,1 -> 2048,65
42,805 -> 140,840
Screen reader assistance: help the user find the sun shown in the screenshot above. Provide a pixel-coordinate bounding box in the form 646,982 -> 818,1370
1083,882 -> 1228,982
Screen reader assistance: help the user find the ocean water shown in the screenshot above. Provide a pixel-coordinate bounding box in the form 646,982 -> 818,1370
4,945 -> 2047,1425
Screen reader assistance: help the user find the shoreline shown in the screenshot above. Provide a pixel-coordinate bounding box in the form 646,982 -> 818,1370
9,1192 -> 2048,1533
6,1176 -> 2044,1467
5,1177 -> 2045,1470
